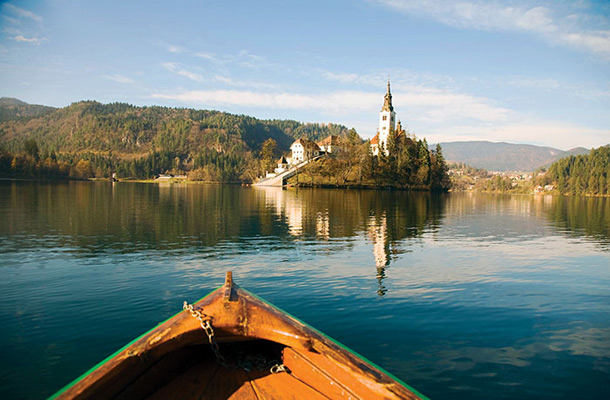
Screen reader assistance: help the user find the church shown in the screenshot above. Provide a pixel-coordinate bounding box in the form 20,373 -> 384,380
370,80 -> 406,156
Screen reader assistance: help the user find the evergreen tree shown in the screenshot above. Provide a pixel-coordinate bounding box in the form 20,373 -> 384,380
23,139 -> 39,161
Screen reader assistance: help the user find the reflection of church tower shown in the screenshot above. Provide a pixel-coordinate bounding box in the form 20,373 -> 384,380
316,211 -> 330,239
378,80 -> 396,155
367,213 -> 390,296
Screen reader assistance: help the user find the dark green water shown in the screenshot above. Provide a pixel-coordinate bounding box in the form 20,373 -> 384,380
1,181 -> 609,399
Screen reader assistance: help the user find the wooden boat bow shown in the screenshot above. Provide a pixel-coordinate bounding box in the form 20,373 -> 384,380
52,272 -> 427,400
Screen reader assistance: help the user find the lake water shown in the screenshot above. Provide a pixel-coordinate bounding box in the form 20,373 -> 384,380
0,180 -> 609,399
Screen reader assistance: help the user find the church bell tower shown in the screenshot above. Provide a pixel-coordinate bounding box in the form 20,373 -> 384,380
378,79 -> 396,154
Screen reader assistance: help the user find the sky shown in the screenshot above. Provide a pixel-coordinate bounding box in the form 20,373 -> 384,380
1,0 -> 609,150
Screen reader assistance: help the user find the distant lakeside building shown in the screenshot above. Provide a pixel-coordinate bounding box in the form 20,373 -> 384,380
288,135 -> 339,165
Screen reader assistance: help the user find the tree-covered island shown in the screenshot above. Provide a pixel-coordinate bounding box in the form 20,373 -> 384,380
0,87 -> 451,191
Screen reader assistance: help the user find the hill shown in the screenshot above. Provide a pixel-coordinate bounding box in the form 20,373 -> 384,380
0,97 -> 56,121
437,141 -> 589,172
0,99 -> 354,182
0,99 -> 350,155
537,145 -> 610,196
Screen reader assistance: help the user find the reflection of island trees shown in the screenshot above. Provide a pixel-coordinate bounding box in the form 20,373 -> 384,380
2,182 -> 443,249
257,187 -> 443,240
258,187 -> 445,295
2,183 -> 445,293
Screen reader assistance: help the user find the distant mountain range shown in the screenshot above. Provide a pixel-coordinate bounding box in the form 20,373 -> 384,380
437,141 -> 590,172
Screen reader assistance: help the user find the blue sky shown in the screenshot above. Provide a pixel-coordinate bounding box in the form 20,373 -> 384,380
1,0 -> 609,149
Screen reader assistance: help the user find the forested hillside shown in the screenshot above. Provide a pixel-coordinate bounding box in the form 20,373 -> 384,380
0,97 -> 56,121
536,145 -> 610,196
0,99 -> 352,181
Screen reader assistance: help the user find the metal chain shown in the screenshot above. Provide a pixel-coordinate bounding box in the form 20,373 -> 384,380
270,364 -> 288,374
183,301 -> 228,367
183,301 -> 287,374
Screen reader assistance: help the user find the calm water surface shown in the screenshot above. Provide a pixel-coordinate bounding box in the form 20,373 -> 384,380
1,181 -> 609,399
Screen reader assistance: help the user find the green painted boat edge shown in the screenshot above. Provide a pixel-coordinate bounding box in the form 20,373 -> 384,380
48,286 -> 221,399
49,283 -> 430,400
243,288 -> 430,400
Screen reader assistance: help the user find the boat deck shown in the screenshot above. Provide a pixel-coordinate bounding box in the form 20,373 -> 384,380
113,340 -> 336,400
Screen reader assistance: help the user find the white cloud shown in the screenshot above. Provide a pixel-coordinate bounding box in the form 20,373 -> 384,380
11,35 -> 40,44
3,4 -> 43,23
168,45 -> 184,53
2,15 -> 21,25
504,77 -> 561,90
322,71 -> 380,85
194,49 -> 274,69
396,85 -> 511,122
373,0 -> 610,58
193,51 -> 217,61
3,4 -> 46,46
559,30 -> 610,56
162,62 -> 206,83
103,74 -> 135,84
150,85 -> 510,125
151,89 -> 378,114
212,75 -> 282,90
502,76 -> 610,100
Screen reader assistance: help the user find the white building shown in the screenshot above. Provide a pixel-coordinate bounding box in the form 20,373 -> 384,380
290,139 -> 320,164
275,156 -> 289,174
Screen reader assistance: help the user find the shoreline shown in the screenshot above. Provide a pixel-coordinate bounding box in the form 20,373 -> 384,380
2,177 -> 609,197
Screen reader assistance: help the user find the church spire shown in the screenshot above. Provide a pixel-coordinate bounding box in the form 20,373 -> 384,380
381,78 -> 394,112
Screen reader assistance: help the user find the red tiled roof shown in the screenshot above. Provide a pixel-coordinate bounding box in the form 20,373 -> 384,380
370,133 -> 380,145
291,138 -> 320,150
317,135 -> 339,146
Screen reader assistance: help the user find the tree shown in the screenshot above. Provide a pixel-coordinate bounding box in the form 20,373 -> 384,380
347,128 -> 361,145
72,160 -> 94,179
361,144 -> 378,185
430,144 -> 451,191
416,139 -> 430,187
23,139 -> 40,161
260,138 -> 277,174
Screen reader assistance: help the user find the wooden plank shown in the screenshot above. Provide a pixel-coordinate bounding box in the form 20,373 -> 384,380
115,346 -> 205,400
247,368 -> 330,400
283,348 -> 418,400
146,360 -> 218,400
281,347 -> 361,400
202,366 -> 258,400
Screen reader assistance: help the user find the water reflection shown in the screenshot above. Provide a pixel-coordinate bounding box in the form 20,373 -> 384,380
255,187 -> 445,295
368,213 -> 389,295
1,182 -> 608,290
1,181 -> 609,400
441,193 -> 610,248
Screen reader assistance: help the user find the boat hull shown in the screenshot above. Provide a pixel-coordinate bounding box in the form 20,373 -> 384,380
51,272 -> 427,400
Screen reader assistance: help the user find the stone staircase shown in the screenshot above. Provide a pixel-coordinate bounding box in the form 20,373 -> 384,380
253,156 -> 323,187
